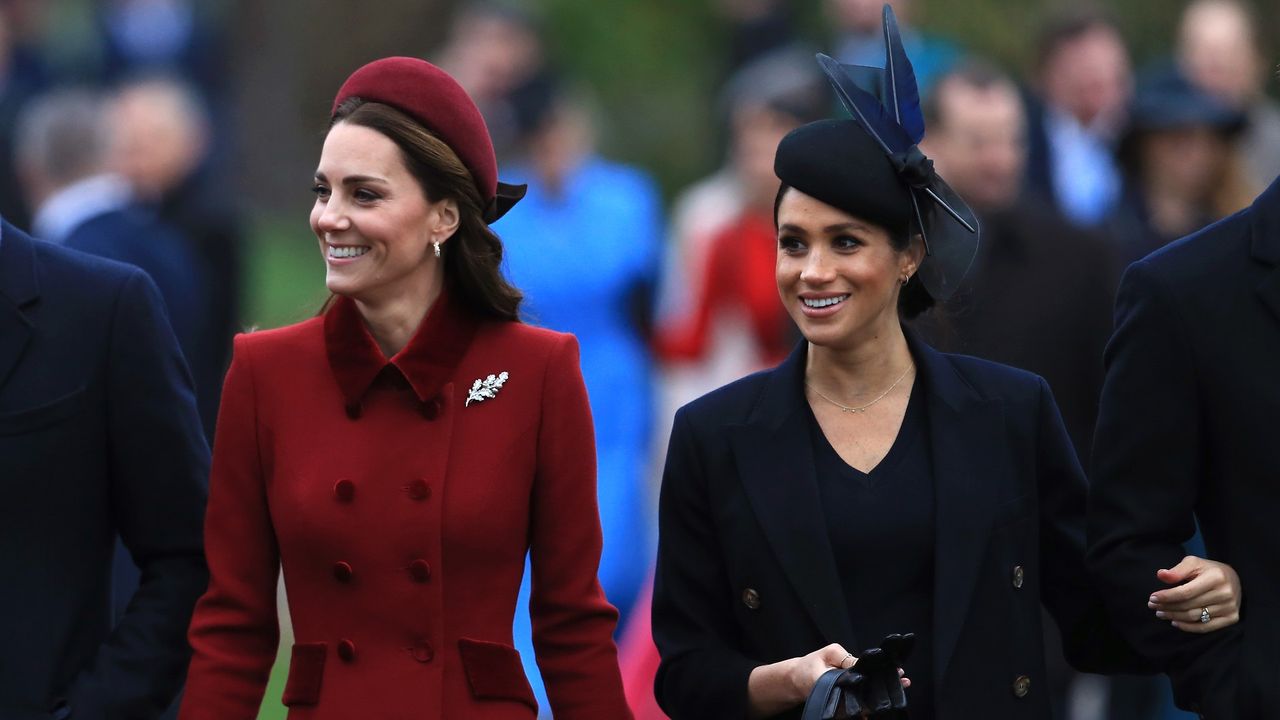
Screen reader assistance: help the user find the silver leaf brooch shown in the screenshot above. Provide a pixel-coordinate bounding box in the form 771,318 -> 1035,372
466,372 -> 509,407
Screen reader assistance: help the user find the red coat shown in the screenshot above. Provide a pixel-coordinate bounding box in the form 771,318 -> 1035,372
180,290 -> 630,719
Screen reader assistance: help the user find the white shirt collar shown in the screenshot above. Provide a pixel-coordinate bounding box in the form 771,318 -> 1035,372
33,174 -> 133,244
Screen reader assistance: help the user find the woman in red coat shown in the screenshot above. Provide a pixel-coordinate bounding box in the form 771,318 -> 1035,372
180,57 -> 631,719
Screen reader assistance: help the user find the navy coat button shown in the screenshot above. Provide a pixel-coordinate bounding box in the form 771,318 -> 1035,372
407,479 -> 431,501
1013,675 -> 1031,698
333,561 -> 353,583
1012,565 -> 1025,589
338,639 -> 356,662
409,559 -> 432,583
334,479 -> 355,503
411,641 -> 434,663
742,588 -> 761,610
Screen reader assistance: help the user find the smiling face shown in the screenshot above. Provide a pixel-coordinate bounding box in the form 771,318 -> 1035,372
775,188 -> 922,351
310,122 -> 458,307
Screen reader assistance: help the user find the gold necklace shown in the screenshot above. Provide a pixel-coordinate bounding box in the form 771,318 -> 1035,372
806,364 -> 914,414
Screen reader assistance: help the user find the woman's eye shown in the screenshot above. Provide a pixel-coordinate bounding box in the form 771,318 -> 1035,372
354,188 -> 381,202
311,184 -> 330,199
834,234 -> 863,250
779,235 -> 804,252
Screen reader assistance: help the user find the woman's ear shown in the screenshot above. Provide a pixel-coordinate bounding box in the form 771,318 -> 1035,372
902,233 -> 926,279
432,198 -> 461,243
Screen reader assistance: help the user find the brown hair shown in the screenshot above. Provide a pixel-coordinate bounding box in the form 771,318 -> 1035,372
328,97 -> 523,321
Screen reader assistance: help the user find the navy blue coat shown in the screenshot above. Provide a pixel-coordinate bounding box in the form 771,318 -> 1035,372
0,221 -> 209,719
653,334 -> 1147,720
1088,178 -> 1280,719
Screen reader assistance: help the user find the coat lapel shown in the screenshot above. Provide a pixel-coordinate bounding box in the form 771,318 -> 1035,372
729,344 -> 858,648
0,223 -> 39,391
1250,178 -> 1280,326
906,333 -> 1005,689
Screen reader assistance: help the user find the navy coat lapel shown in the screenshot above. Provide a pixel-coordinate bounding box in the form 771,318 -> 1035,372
1250,178 -> 1280,325
729,344 -> 858,648
0,222 -> 38,390
906,333 -> 1005,689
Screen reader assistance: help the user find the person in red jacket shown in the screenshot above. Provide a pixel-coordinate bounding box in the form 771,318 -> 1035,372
179,57 -> 631,720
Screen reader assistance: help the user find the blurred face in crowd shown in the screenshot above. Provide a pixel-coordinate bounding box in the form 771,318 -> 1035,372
1178,0 -> 1262,107
110,83 -> 206,199
1041,25 -> 1132,132
827,0 -> 910,34
311,123 -> 456,307
775,189 -> 921,351
921,77 -> 1026,213
444,11 -> 541,101
1139,125 -> 1229,203
733,104 -> 801,210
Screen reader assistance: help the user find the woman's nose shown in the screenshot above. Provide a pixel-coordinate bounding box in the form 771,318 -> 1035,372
316,198 -> 351,232
800,248 -> 835,283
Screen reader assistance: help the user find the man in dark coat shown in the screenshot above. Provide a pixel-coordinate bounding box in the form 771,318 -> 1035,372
0,219 -> 209,718
914,61 -> 1122,465
1087,175 -> 1280,718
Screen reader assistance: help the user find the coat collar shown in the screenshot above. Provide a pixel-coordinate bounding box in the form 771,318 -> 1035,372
0,221 -> 39,390
324,286 -> 477,413
731,331 -> 1004,686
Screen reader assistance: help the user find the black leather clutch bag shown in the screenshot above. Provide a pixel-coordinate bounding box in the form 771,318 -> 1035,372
800,634 -> 915,720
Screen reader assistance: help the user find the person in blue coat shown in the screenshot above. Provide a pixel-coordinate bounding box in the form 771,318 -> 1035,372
0,219 -> 209,719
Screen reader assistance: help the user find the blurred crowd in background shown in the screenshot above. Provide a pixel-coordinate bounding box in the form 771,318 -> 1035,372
2,0 -> 1276,718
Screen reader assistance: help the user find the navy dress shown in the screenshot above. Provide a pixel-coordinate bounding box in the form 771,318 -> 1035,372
809,378 -> 935,720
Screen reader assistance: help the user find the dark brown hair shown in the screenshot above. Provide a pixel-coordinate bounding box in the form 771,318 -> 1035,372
774,184 -> 935,319
329,97 -> 523,321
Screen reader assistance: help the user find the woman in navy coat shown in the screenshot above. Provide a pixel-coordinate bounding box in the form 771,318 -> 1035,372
651,12 -> 1242,720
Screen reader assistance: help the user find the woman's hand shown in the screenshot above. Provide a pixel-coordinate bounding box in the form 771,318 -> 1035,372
746,644 -> 910,718
1148,555 -> 1242,633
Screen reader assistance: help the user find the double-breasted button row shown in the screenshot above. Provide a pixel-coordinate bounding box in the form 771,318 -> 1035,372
333,560 -> 432,584
333,478 -> 433,502
1012,675 -> 1031,698
742,588 -> 761,610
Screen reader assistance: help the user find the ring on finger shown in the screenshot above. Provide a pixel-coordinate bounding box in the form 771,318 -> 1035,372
1199,607 -> 1212,624
841,653 -> 854,668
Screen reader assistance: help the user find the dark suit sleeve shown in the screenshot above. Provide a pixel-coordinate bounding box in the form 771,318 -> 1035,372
63,270 -> 210,718
1032,376 -> 1151,675
1087,260 -> 1242,717
653,408 -> 758,719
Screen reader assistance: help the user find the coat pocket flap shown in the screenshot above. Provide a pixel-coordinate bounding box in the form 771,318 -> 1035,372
458,638 -> 538,712
282,642 -> 327,707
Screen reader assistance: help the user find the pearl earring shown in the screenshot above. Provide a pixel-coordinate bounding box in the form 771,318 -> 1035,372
433,241 -> 442,258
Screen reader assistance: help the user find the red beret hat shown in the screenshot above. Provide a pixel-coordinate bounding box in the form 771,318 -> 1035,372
332,56 -> 525,222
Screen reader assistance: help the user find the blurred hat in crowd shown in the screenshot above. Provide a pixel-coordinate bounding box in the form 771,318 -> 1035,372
1126,68 -> 1246,136
333,56 -> 526,222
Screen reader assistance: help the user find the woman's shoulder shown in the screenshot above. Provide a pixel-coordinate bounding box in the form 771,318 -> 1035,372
474,319 -> 574,356
930,349 -> 1048,405
232,315 -> 327,360
675,367 -> 776,428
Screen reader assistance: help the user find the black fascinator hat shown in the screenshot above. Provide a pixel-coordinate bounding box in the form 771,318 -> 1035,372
774,5 -> 980,300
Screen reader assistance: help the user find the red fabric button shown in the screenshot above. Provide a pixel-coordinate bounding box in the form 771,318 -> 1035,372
420,396 -> 441,420
333,561 -> 353,583
409,559 -> 431,583
410,641 -> 434,663
338,639 -> 356,662
408,479 -> 431,501
333,479 -> 355,502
